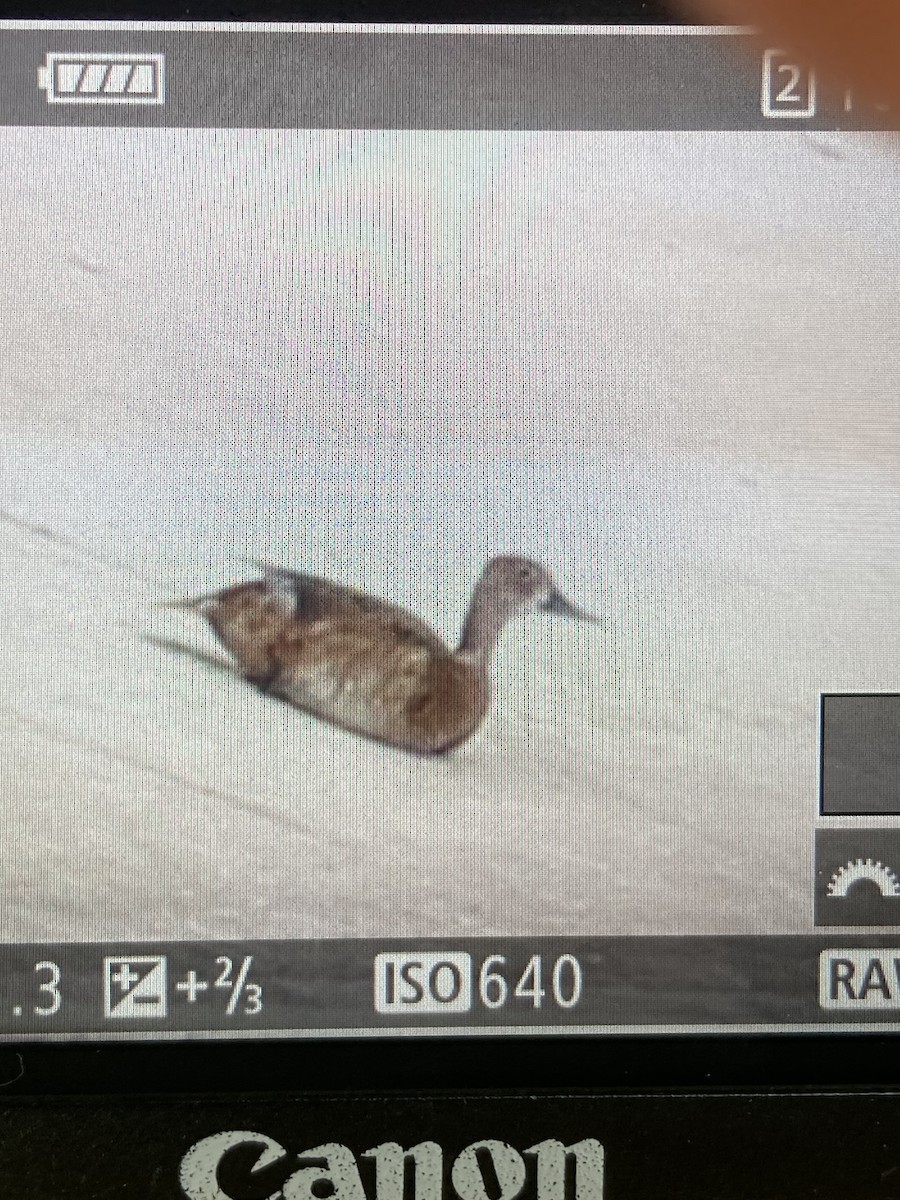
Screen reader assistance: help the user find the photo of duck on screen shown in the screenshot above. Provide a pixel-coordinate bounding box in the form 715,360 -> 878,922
1,127 -> 899,951
166,555 -> 598,755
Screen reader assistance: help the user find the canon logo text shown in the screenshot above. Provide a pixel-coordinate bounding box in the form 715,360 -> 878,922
179,1133 -> 605,1200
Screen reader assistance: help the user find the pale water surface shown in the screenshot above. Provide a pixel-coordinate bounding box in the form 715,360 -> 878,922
0,128 -> 899,940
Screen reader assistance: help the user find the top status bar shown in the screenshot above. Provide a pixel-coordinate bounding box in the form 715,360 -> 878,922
0,27 -> 893,130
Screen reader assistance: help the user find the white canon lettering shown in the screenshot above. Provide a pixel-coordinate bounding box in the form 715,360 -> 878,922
525,1139 -> 605,1200
179,1130 -> 289,1200
363,1140 -> 443,1200
283,1142 -> 367,1200
177,1130 -> 607,1200
451,1141 -> 526,1200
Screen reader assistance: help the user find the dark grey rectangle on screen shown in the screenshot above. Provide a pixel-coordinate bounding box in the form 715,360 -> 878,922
0,31 -> 891,130
2,936 -> 900,1037
821,694 -> 900,816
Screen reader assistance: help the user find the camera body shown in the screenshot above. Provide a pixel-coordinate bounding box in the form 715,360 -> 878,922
0,3 -> 898,1195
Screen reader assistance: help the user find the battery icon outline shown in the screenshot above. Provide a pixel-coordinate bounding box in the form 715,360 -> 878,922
37,51 -> 166,105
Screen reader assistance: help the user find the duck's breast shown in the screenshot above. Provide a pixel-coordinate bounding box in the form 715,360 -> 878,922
404,653 -> 490,754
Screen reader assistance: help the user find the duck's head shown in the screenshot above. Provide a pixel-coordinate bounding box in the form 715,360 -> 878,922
482,556 -> 598,623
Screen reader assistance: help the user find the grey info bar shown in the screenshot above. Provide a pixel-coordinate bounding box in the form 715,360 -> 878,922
2,936 -> 900,1039
0,29 -> 896,130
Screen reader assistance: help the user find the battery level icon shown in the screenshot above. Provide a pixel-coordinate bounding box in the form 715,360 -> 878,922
37,51 -> 166,105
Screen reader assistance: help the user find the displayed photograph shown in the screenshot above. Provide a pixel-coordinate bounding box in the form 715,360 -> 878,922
1,127 -> 899,944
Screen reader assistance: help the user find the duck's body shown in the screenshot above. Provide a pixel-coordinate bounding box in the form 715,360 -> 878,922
172,557 -> 594,754
204,576 -> 488,753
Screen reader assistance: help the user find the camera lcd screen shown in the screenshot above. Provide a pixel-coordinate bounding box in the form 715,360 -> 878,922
1,20 -> 899,1039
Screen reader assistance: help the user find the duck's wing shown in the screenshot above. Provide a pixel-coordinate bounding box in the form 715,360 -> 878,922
255,562 -> 447,651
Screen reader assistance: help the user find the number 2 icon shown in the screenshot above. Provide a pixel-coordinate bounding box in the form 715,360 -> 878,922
761,50 -> 817,119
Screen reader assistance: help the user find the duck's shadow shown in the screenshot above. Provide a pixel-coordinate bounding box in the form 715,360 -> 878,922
144,634 -> 237,679
144,633 -> 462,762
145,634 -> 304,715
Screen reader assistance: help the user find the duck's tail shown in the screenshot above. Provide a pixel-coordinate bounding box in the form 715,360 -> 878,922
157,592 -> 220,613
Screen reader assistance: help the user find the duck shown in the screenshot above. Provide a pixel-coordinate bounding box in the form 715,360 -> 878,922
168,556 -> 597,755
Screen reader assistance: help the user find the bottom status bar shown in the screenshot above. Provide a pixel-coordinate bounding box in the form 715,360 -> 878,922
3,937 -> 900,1037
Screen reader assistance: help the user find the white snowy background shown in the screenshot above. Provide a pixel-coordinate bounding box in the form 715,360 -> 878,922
1,128 -> 899,941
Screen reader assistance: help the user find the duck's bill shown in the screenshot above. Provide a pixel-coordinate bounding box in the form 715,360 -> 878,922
541,590 -> 600,623
159,594 -> 217,612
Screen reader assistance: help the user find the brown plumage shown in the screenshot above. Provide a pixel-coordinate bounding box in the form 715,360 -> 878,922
168,557 -> 597,755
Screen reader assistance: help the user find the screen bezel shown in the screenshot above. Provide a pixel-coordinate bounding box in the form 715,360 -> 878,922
3,0 -> 900,1094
